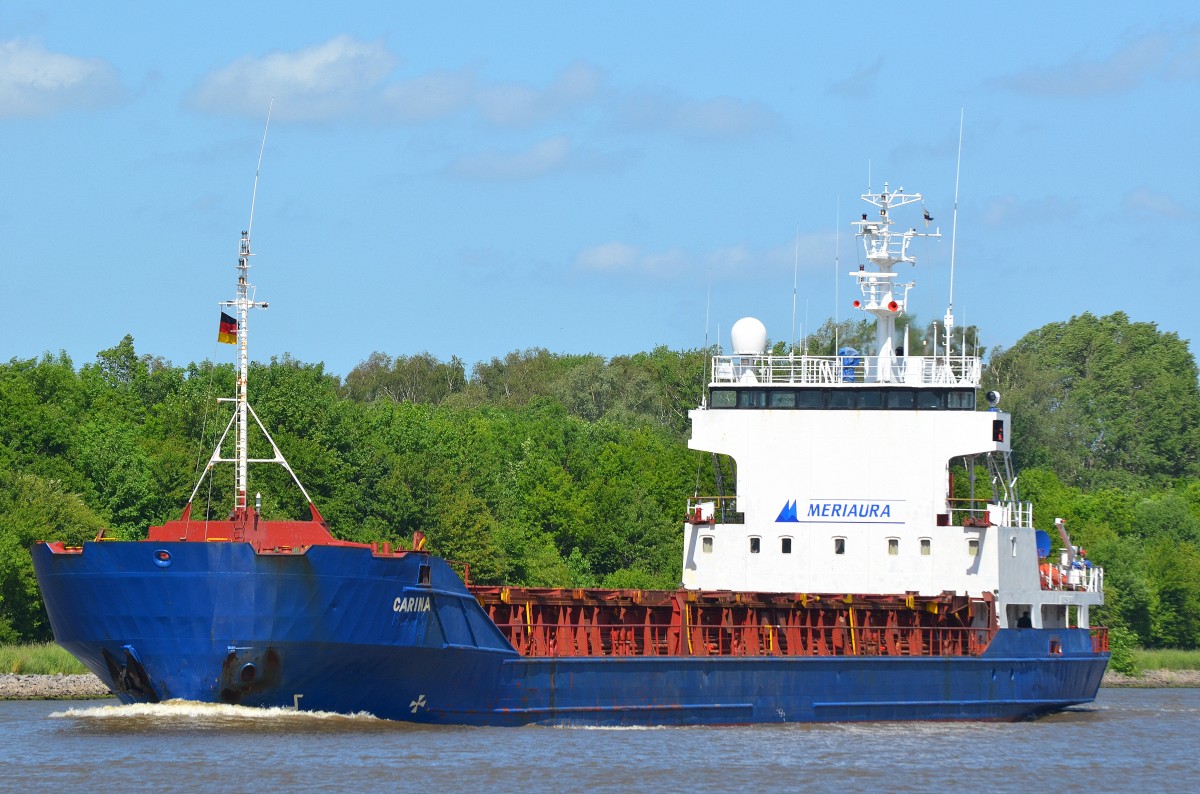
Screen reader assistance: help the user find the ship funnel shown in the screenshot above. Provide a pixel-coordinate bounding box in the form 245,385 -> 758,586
731,317 -> 768,354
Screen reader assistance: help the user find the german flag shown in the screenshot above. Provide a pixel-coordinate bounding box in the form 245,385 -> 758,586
218,312 -> 237,344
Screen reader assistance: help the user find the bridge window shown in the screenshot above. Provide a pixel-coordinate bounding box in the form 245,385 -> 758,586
737,390 -> 767,408
749,537 -> 761,554
948,391 -> 976,410
920,538 -> 931,556
708,387 -> 975,411
701,536 -> 713,554
887,538 -> 899,555
829,390 -> 855,409
711,390 -> 736,408
781,537 -> 792,554
796,390 -> 824,409
967,538 -> 980,557
858,389 -> 884,409
917,390 -> 944,410
834,537 -> 846,555
769,391 -> 796,408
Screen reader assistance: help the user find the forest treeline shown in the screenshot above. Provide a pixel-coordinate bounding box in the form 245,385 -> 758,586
2,311 -> 1199,652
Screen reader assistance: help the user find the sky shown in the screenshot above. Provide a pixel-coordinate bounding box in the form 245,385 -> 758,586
2,2 -> 1198,379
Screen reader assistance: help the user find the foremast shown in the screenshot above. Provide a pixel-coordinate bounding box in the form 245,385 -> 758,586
184,229 -> 317,527
220,230 -> 270,515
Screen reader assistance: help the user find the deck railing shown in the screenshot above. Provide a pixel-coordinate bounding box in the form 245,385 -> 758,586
1040,562 -> 1104,593
686,497 -> 741,524
947,498 -> 1034,528
710,353 -> 981,387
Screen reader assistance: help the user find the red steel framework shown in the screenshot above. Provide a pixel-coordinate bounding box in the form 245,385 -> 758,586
470,587 -> 999,659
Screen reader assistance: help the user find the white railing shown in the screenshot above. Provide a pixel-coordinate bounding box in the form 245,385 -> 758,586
1040,562 -> 1104,593
986,501 -> 1034,529
711,354 -> 981,387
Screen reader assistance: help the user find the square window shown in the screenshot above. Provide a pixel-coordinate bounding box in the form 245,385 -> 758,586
834,537 -> 846,555
701,536 -> 713,554
920,538 -> 931,556
711,390 -> 736,408
829,391 -> 855,409
858,390 -> 883,409
796,391 -> 824,409
781,537 -> 792,554
750,537 -> 761,554
769,391 -> 797,408
887,538 -> 899,555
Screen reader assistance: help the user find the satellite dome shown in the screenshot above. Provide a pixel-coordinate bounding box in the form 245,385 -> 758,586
730,317 -> 768,355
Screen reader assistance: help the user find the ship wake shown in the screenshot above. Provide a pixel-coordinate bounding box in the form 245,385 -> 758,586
49,700 -> 385,731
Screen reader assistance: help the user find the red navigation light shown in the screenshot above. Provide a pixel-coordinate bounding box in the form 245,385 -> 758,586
888,300 -> 899,312
853,300 -> 861,308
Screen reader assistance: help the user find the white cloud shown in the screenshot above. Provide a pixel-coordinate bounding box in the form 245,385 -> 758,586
0,38 -> 123,117
981,195 -> 1079,226
476,60 -> 603,127
448,136 -> 573,181
1164,25 -> 1200,80
575,241 -> 640,271
1122,187 -> 1188,220
575,235 -> 830,279
993,33 -> 1169,97
379,69 -> 476,122
615,90 -> 778,140
827,58 -> 883,97
574,242 -> 688,276
189,35 -> 396,121
190,38 -> 777,151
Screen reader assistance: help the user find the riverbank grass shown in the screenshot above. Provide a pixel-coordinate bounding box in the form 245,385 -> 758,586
1135,648 -> 1200,671
0,643 -> 88,675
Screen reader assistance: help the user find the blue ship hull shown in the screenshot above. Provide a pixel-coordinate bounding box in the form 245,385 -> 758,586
32,541 -> 1107,726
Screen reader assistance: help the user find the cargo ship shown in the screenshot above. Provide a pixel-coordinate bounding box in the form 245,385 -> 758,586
32,183 -> 1108,725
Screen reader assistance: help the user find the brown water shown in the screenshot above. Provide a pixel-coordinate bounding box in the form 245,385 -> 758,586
2,688 -> 1195,792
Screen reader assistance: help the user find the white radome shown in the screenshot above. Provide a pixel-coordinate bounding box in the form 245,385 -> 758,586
730,317 -> 767,355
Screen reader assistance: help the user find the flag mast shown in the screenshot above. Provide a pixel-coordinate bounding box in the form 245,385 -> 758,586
222,102 -> 272,515
187,102 -> 318,525
220,228 -> 268,514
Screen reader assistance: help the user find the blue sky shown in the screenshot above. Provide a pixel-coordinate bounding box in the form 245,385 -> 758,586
2,2 -> 1198,378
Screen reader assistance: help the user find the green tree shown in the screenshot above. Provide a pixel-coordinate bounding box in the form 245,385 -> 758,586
985,312 -> 1200,488
0,470 -> 108,641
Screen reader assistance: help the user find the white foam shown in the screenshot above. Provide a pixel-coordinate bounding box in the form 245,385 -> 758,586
49,699 -> 381,724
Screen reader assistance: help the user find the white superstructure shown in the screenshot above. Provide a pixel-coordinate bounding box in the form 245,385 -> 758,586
683,185 -> 1103,631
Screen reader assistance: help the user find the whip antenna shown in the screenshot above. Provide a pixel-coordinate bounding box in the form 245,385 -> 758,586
702,266 -> 712,407
948,108 -> 963,314
247,98 -> 274,238
791,226 -> 799,351
834,196 -> 840,355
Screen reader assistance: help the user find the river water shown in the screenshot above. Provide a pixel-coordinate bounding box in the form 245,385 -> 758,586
2,688 -> 1195,792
